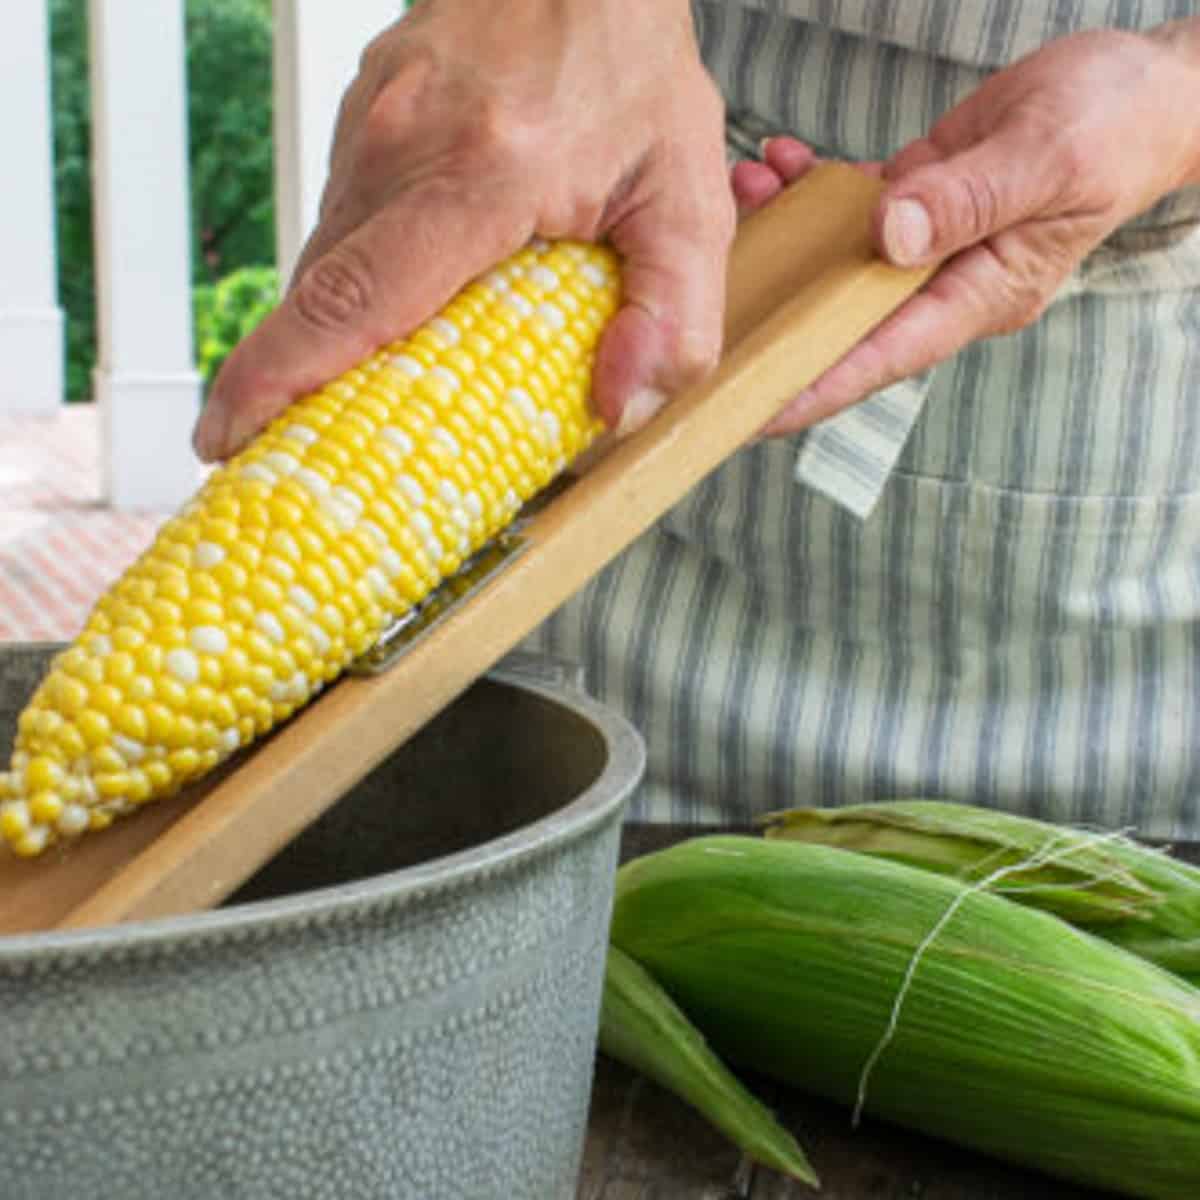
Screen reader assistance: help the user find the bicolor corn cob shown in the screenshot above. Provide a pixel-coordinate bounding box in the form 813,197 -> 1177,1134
610,836 -> 1200,1198
764,800 -> 1200,986
0,240 -> 619,856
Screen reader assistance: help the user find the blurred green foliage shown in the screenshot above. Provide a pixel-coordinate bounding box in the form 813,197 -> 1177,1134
50,0 -> 276,398
50,0 -> 95,401
192,265 -> 280,386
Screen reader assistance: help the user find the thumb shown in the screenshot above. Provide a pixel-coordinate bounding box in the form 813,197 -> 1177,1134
193,191 -> 525,462
592,183 -> 735,436
877,123 -> 1063,269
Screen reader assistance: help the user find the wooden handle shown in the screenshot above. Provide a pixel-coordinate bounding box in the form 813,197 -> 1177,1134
4,165 -> 930,933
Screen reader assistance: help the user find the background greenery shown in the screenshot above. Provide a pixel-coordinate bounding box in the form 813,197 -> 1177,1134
51,0 -> 279,399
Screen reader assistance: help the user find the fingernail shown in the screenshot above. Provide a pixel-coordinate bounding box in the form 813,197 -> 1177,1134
615,387 -> 667,438
883,198 -> 933,267
192,403 -> 228,463
757,136 -> 773,161
221,408 -> 261,458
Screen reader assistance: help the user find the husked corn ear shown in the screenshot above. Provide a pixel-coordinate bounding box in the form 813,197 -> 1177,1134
0,241 -> 619,856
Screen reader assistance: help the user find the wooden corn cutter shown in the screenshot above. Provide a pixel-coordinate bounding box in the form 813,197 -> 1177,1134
0,165 -> 934,933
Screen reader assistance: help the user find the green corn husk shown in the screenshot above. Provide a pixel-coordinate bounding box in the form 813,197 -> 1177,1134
763,801 -> 1200,985
610,836 -> 1200,1200
599,945 -> 818,1187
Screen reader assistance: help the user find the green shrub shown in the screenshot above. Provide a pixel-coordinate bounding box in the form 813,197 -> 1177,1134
50,0 -> 96,401
193,265 -> 280,389
50,0 -> 275,400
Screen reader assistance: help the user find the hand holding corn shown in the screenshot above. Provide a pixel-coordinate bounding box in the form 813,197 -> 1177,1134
193,0 -> 734,460
0,240 -> 618,855
2,0 -> 745,856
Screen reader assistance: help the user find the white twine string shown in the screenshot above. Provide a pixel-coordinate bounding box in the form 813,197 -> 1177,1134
850,825 -> 1135,1128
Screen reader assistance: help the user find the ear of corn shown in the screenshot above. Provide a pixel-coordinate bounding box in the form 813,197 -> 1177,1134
0,240 -> 619,856
610,836 -> 1200,1200
600,944 -> 818,1188
763,801 -> 1200,985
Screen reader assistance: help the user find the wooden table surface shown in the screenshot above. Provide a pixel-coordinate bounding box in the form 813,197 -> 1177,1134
578,1057 -> 1114,1199
577,824 -> 1200,1199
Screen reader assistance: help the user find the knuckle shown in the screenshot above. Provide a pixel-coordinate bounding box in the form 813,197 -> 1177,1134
362,86 -> 403,150
1018,115 -> 1116,214
357,30 -> 393,81
1043,132 -> 1109,211
357,16 -> 409,77
886,136 -> 942,182
362,57 -> 428,147
360,16 -> 433,83
1050,133 -> 1093,189
949,170 -> 1001,241
984,241 -> 1067,336
677,335 -> 721,381
668,315 -> 723,383
292,245 -> 376,335
454,97 -> 534,176
992,280 -> 1050,335
544,191 -> 608,241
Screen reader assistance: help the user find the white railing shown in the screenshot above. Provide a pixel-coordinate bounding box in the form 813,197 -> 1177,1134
0,0 -> 399,510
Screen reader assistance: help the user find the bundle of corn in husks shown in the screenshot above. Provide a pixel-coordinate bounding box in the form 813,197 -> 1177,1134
763,801 -> 1200,986
605,835 -> 1200,1198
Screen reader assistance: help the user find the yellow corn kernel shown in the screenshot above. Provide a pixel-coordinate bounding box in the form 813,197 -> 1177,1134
0,801 -> 31,842
29,791 -> 63,826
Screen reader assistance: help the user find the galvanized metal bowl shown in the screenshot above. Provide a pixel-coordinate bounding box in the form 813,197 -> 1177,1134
0,645 -> 643,1200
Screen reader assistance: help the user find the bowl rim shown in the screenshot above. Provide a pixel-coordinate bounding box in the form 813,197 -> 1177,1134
0,652 -> 645,959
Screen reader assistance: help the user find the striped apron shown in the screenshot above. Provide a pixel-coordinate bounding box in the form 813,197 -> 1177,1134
528,0 -> 1200,839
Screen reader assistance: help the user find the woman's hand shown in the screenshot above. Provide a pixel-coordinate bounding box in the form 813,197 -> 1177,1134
193,0 -> 734,461
734,23 -> 1200,437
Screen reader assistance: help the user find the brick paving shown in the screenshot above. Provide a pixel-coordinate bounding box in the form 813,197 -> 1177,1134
0,407 -> 169,642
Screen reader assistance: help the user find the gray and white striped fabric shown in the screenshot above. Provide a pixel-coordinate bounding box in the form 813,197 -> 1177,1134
527,0 -> 1200,839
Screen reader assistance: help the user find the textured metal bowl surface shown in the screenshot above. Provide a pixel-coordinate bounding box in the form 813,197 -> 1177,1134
0,646 -> 644,1200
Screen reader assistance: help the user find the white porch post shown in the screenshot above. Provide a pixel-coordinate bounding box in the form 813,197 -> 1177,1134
272,0 -> 403,285
0,0 -> 64,413
89,0 -> 202,511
